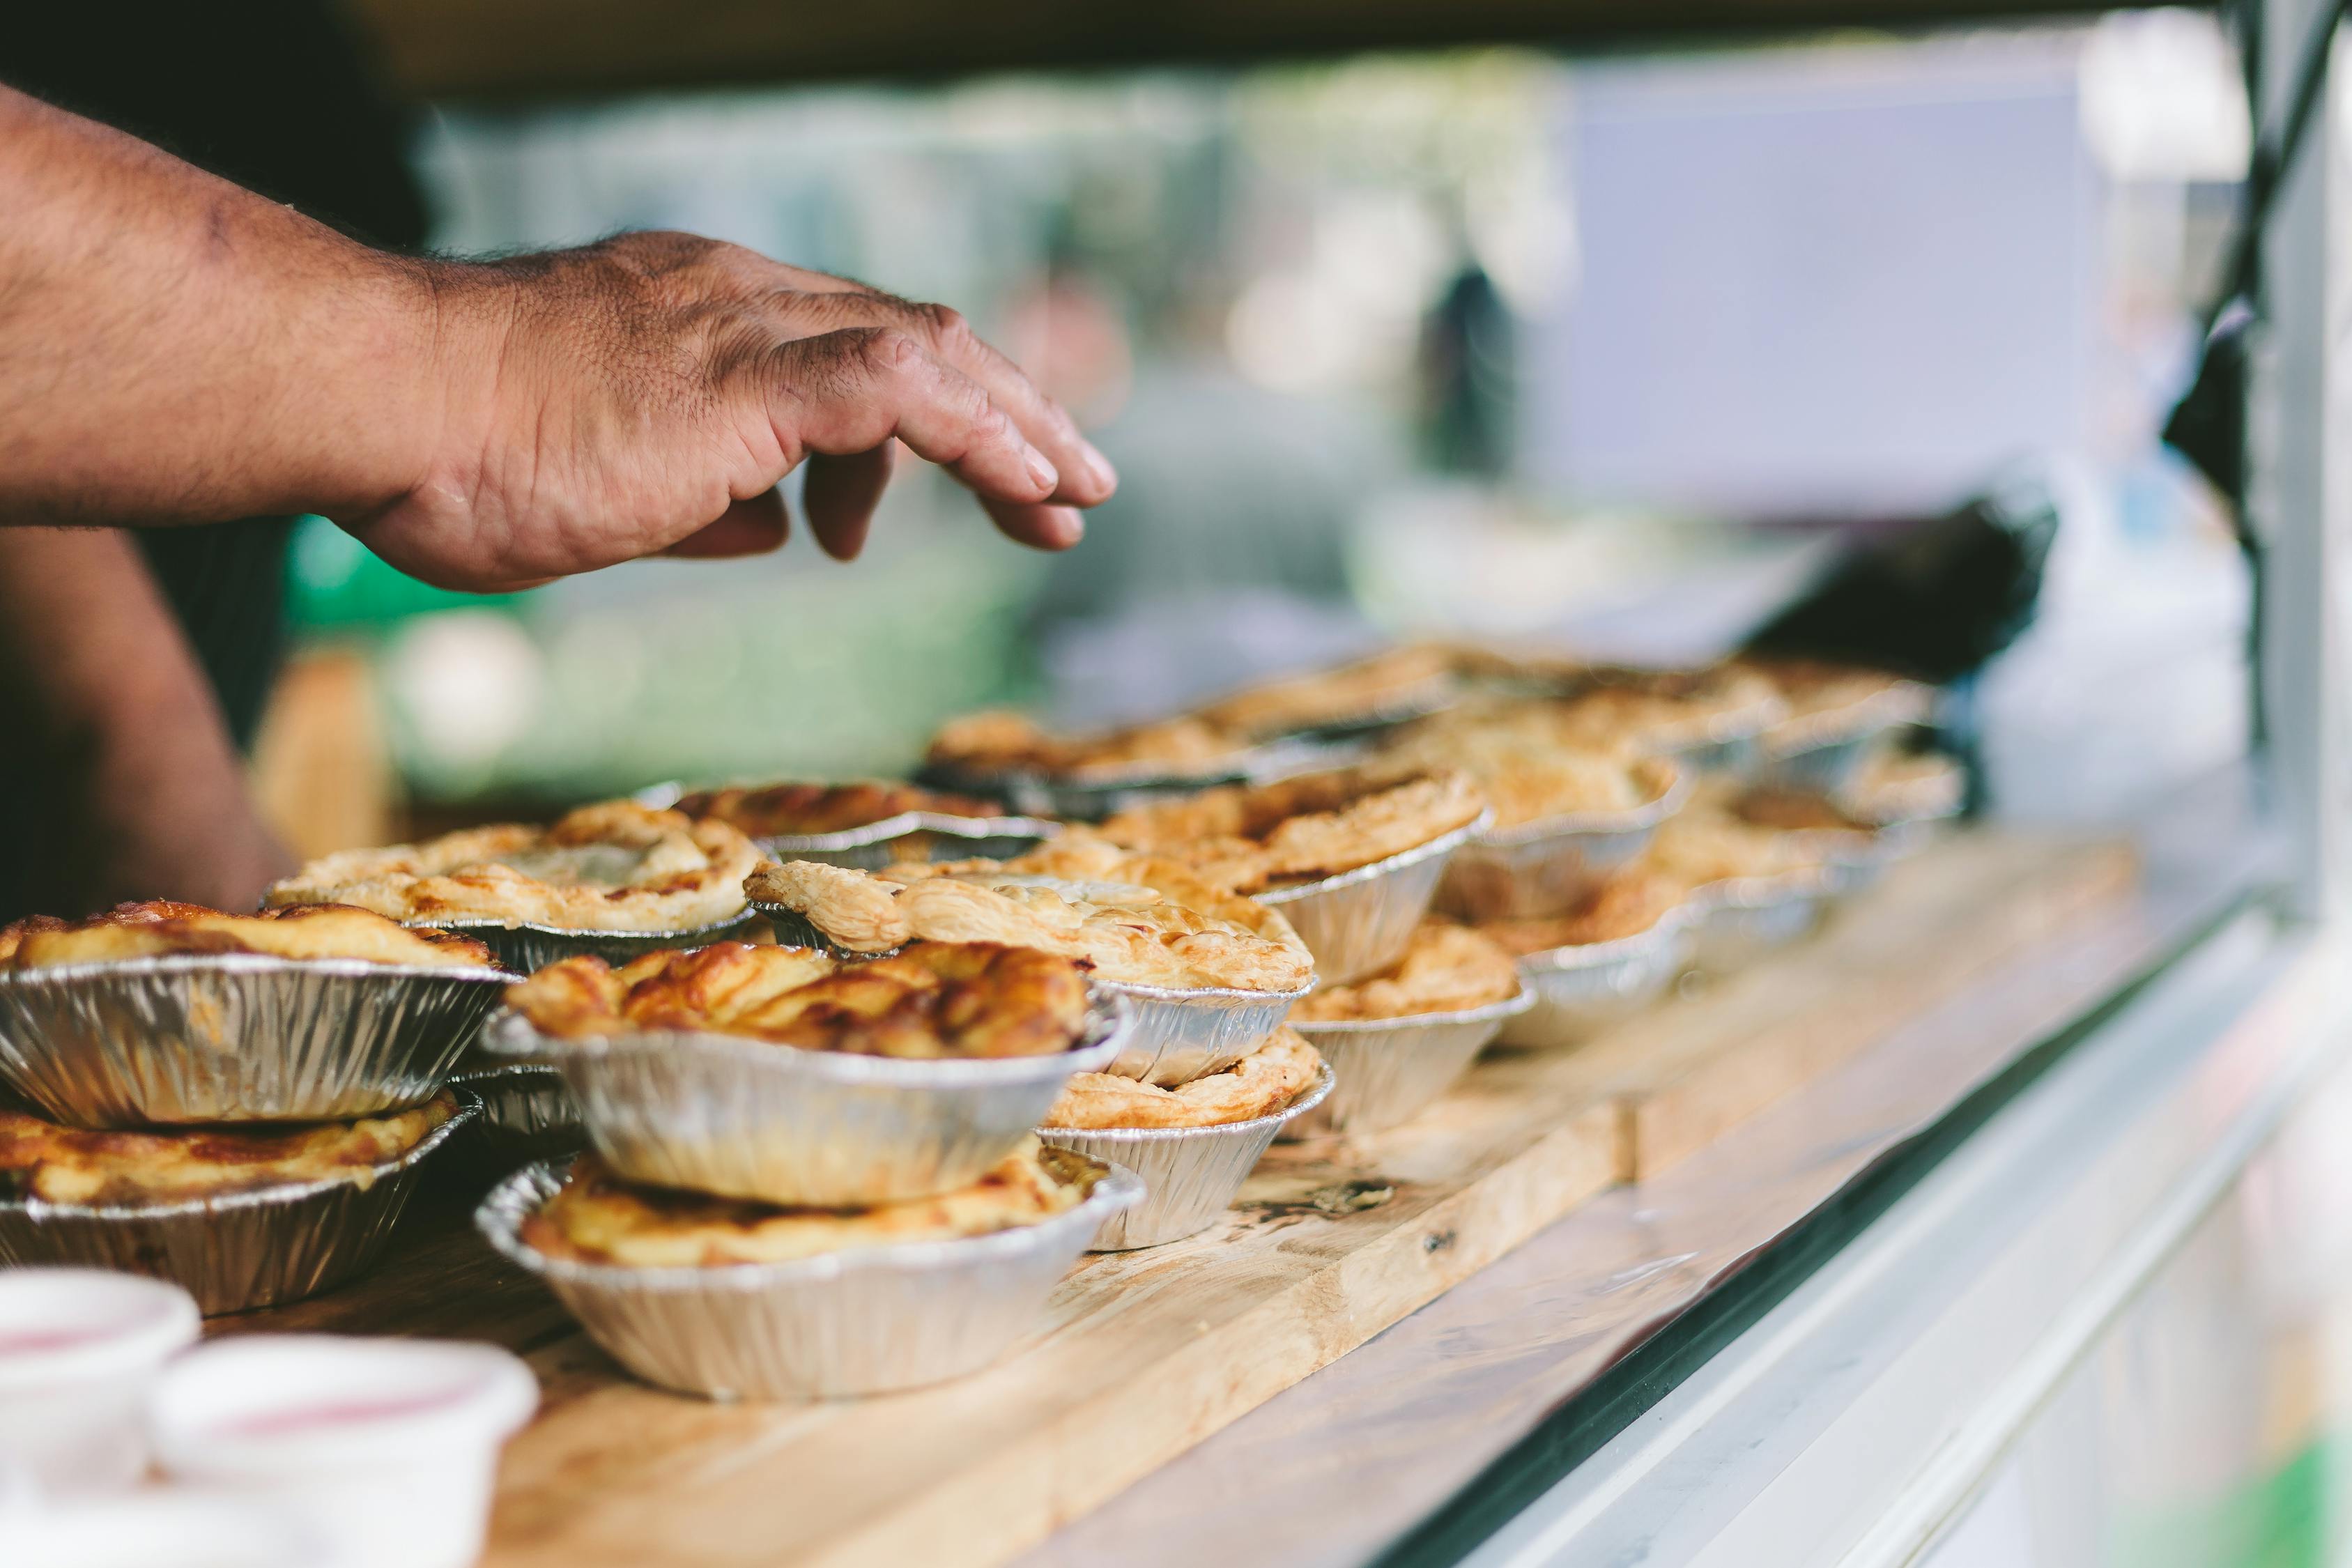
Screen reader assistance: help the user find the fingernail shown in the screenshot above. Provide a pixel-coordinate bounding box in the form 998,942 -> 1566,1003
1025,448 -> 1060,493
1059,511 -> 1086,546
1082,445 -> 1116,493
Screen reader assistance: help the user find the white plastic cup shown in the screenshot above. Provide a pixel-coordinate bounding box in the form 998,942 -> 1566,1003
148,1335 -> 538,1568
3,1489 -> 324,1568
0,1268 -> 201,1493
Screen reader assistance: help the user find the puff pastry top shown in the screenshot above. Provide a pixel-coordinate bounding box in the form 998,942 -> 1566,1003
746,858 -> 1315,992
924,709 -> 1252,778
675,780 -> 1005,838
1043,1029 -> 1323,1130
1293,921 -> 1521,1022
1191,645 -> 1459,739
505,940 -> 1091,1059
1088,767 -> 1484,894
1378,702 -> 1678,829
266,801 -> 760,932
0,1093 -> 457,1205
0,902 -> 497,971
521,1139 -> 1091,1267
1477,872 -> 1686,955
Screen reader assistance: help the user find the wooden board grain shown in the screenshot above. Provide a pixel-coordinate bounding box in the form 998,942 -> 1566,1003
213,829 -> 2134,1568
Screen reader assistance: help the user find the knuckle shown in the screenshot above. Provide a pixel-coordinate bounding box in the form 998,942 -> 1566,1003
918,302 -> 973,350
861,328 -> 925,378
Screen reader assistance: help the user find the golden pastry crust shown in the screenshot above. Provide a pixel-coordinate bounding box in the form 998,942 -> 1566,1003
1477,872 -> 1686,955
0,902 -> 497,971
1044,1030 -> 1323,1130
925,709 -> 1252,778
1190,645 -> 1459,739
505,940 -> 1091,1059
1292,921 -> 1521,1021
0,1093 -> 458,1206
1845,745 -> 1965,824
1735,656 -> 1931,727
748,858 -> 1315,992
266,801 -> 760,932
1546,664 -> 1786,752
674,780 -> 1004,838
1379,702 -> 1677,829
1091,768 -> 1484,893
1640,783 -> 1839,892
521,1139 -> 1089,1268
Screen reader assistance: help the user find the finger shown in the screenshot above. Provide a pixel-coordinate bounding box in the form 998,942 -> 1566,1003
660,488 -> 790,560
781,293 -> 1116,507
980,496 -> 1086,551
769,328 -> 1060,507
804,443 -> 896,562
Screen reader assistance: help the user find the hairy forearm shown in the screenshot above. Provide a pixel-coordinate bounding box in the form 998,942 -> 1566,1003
0,84 -> 450,527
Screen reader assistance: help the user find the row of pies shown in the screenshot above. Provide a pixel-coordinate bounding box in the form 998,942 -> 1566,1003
0,650 -> 1949,1399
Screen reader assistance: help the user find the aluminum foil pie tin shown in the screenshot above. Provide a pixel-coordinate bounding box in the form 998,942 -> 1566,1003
0,955 -> 507,1128
0,1094 -> 478,1315
1757,686 -> 1935,794
1498,914 -> 1696,1049
751,812 -> 1061,872
1037,1063 -> 1332,1250
1683,874 -> 1834,976
480,988 -> 1133,1208
1289,989 -> 1535,1134
448,1061 -> 584,1154
1256,812 -> 1489,987
1438,772 -> 1693,923
422,914 -> 760,976
477,1148 -> 1142,1401
1095,976 -> 1309,1088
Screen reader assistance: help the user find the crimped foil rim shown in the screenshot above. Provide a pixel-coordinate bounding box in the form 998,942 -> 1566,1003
0,953 -> 510,990
450,1060 -> 564,1089
753,811 -> 1062,857
1092,974 -> 1313,1008
1038,1060 -> 1335,1146
1469,766 -> 1693,850
1256,808 -> 1491,907
0,1092 -> 480,1223
1289,983 -> 1537,1037
1758,682 -> 1935,760
479,985 -> 1135,1089
408,911 -> 755,941
476,1150 -> 1143,1291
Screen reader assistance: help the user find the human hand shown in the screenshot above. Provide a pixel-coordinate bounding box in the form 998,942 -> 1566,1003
351,233 -> 1118,591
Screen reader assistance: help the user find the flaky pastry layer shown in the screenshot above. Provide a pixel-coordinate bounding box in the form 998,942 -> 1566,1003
505,940 -> 1090,1059
1293,921 -> 1521,1021
1043,1030 -> 1323,1130
0,1093 -> 457,1206
0,902 -> 497,972
1089,767 -> 1484,894
521,1139 -> 1088,1268
746,859 -> 1314,992
266,801 -> 760,932
675,780 -> 1004,838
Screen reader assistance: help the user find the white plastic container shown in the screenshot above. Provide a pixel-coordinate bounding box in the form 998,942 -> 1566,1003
148,1335 -> 538,1568
0,1268 -> 200,1493
4,1489 -> 323,1568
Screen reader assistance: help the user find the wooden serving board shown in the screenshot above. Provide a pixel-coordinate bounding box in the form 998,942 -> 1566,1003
219,830 -> 2135,1568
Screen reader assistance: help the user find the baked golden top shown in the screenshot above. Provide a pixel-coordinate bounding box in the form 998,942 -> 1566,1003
0,1093 -> 457,1206
1293,921 -> 1521,1022
505,940 -> 1090,1059
1845,745 -> 1965,824
1190,645 -> 1459,739
1477,872 -> 1686,955
924,709 -> 1252,778
521,1139 -> 1090,1268
1639,783 -> 1861,893
747,858 -> 1314,992
1044,1029 -> 1323,1130
1545,664 -> 1787,751
1088,768 -> 1484,894
266,801 -> 760,932
0,901 -> 496,971
1735,656 -> 1930,726
1378,702 -> 1678,829
675,780 -> 1004,838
